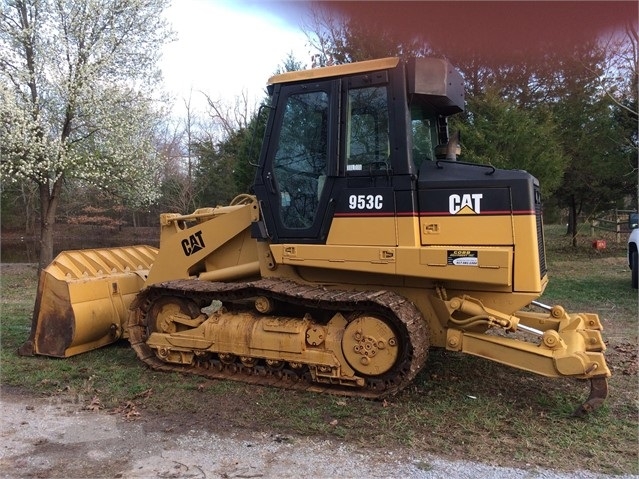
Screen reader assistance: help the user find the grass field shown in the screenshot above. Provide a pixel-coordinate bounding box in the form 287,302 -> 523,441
1,225 -> 637,475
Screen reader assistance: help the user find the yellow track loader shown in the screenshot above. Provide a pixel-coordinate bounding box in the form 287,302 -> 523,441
20,57 -> 610,415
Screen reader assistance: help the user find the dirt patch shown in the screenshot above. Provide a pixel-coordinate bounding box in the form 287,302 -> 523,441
1,388 -> 636,479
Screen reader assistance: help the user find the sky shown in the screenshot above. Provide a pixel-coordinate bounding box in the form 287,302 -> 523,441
160,0 -> 310,116
160,0 -> 637,117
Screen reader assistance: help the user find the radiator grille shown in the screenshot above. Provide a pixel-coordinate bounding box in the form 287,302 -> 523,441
535,189 -> 547,278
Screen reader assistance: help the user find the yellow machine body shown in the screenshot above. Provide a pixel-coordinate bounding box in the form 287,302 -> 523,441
22,57 -> 610,414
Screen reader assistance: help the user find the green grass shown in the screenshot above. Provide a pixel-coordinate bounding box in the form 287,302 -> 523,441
1,228 -> 638,475
544,242 -> 634,304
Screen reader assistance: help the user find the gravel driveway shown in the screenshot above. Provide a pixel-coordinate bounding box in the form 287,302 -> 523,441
1,391 -> 636,479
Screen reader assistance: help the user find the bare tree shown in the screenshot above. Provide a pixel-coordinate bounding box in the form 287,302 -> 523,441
301,3 -> 428,66
202,89 -> 253,139
596,25 -> 638,118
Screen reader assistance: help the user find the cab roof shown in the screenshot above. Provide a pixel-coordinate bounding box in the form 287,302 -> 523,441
267,57 -> 400,85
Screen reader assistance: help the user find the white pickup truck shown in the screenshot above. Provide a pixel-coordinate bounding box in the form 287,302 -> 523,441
629,213 -> 638,289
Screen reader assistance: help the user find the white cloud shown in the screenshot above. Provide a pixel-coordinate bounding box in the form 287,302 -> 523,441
161,0 -> 310,115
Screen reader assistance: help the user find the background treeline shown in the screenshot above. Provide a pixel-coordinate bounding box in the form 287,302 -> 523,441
2,4 -> 636,247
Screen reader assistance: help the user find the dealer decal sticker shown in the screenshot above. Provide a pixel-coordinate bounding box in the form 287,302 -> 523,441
448,250 -> 478,266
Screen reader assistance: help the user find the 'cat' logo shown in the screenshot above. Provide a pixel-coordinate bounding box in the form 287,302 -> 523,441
449,193 -> 483,215
182,230 -> 205,256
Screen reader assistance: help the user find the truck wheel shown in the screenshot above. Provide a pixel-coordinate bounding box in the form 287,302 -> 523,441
632,251 -> 638,289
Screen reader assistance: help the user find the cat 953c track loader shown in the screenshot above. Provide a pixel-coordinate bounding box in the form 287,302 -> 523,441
20,57 -> 610,415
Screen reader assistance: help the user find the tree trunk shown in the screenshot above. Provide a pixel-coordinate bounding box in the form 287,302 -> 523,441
567,195 -> 578,247
20,183 -> 38,235
37,180 -> 62,271
21,179 -> 62,357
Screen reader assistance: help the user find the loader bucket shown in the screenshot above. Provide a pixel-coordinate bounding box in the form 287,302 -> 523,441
18,245 -> 158,358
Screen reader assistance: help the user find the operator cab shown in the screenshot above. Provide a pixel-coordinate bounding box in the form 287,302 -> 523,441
252,57 -> 464,244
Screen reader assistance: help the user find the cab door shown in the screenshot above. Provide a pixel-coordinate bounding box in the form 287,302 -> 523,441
255,79 -> 339,243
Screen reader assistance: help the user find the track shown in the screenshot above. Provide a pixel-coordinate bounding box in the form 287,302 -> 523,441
127,278 -> 429,398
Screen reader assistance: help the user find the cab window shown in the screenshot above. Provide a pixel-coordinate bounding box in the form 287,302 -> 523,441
273,90 -> 329,229
345,86 -> 389,173
410,104 -> 438,169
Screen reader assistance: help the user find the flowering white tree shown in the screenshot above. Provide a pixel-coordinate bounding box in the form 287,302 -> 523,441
0,0 -> 173,268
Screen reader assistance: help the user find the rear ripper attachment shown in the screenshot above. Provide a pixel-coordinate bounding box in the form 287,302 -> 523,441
431,294 -> 610,417
128,278 -> 429,398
